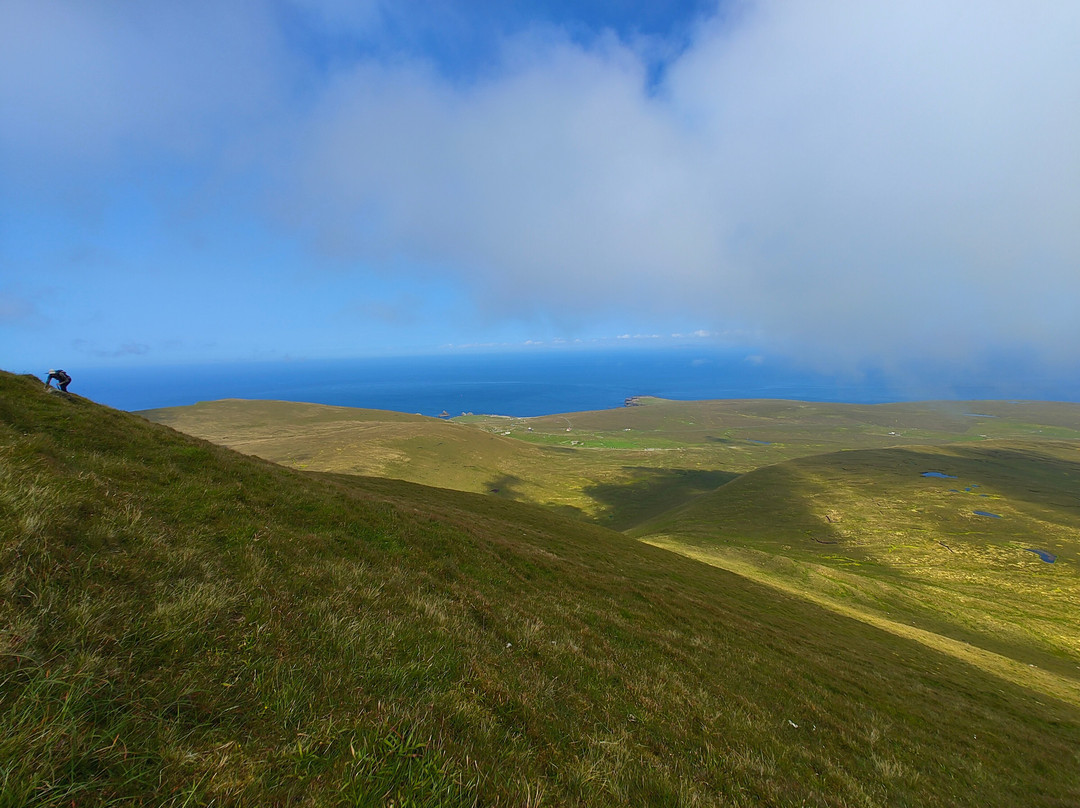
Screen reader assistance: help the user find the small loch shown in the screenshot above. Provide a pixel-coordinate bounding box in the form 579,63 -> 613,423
1025,549 -> 1057,563
973,510 -> 1001,518
921,471 -> 957,479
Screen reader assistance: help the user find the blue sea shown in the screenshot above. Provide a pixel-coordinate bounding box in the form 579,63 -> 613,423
72,348 -> 1078,416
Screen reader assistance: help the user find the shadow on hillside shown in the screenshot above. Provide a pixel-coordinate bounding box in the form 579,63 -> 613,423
663,463 -> 847,546
585,468 -> 739,531
484,474 -> 525,500
482,473 -> 590,521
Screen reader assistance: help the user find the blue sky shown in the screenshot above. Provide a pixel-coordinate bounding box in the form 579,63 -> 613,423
3,0 -> 1079,379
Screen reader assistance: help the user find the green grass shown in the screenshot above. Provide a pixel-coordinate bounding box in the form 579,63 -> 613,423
141,395 -> 1080,692
146,397 -> 1080,530
6,370 -> 1080,805
141,394 -> 1080,700
633,440 -> 1080,697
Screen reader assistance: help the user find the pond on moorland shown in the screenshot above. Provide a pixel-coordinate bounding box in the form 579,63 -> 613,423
1025,548 -> 1057,563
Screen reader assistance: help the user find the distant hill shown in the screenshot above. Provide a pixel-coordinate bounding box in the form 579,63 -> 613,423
8,371 -> 1078,804
143,396 -> 1080,530
141,398 -> 561,501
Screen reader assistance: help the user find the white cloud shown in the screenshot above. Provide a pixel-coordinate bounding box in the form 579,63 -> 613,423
5,1 -> 1079,369
278,1 -> 1080,365
0,0 -> 286,185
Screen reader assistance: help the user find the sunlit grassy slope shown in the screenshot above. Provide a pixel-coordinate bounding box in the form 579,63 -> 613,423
6,369 -> 1080,805
634,440 -> 1080,700
141,400 -> 589,517
143,396 -> 1080,529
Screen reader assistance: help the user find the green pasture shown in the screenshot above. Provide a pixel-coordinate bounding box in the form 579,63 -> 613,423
5,369 -> 1080,805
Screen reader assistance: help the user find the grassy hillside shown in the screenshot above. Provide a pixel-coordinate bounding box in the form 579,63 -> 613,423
469,397 -> 1080,460
634,440 -> 1080,700
140,400 -> 590,517
139,394 -> 1080,698
145,397 -> 1080,530
5,369 -> 1080,805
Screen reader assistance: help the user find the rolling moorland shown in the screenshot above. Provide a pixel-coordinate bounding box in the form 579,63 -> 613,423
146,396 -> 1080,704
3,369 -> 1079,805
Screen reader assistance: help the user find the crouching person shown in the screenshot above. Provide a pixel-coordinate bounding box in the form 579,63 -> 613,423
45,369 -> 72,392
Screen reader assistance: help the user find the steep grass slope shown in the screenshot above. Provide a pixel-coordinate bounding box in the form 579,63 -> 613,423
140,400 -> 589,515
140,399 -> 555,493
4,371 -> 1080,806
635,441 -> 1080,699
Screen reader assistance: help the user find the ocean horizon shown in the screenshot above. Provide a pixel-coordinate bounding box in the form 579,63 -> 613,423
53,348 -> 1080,417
